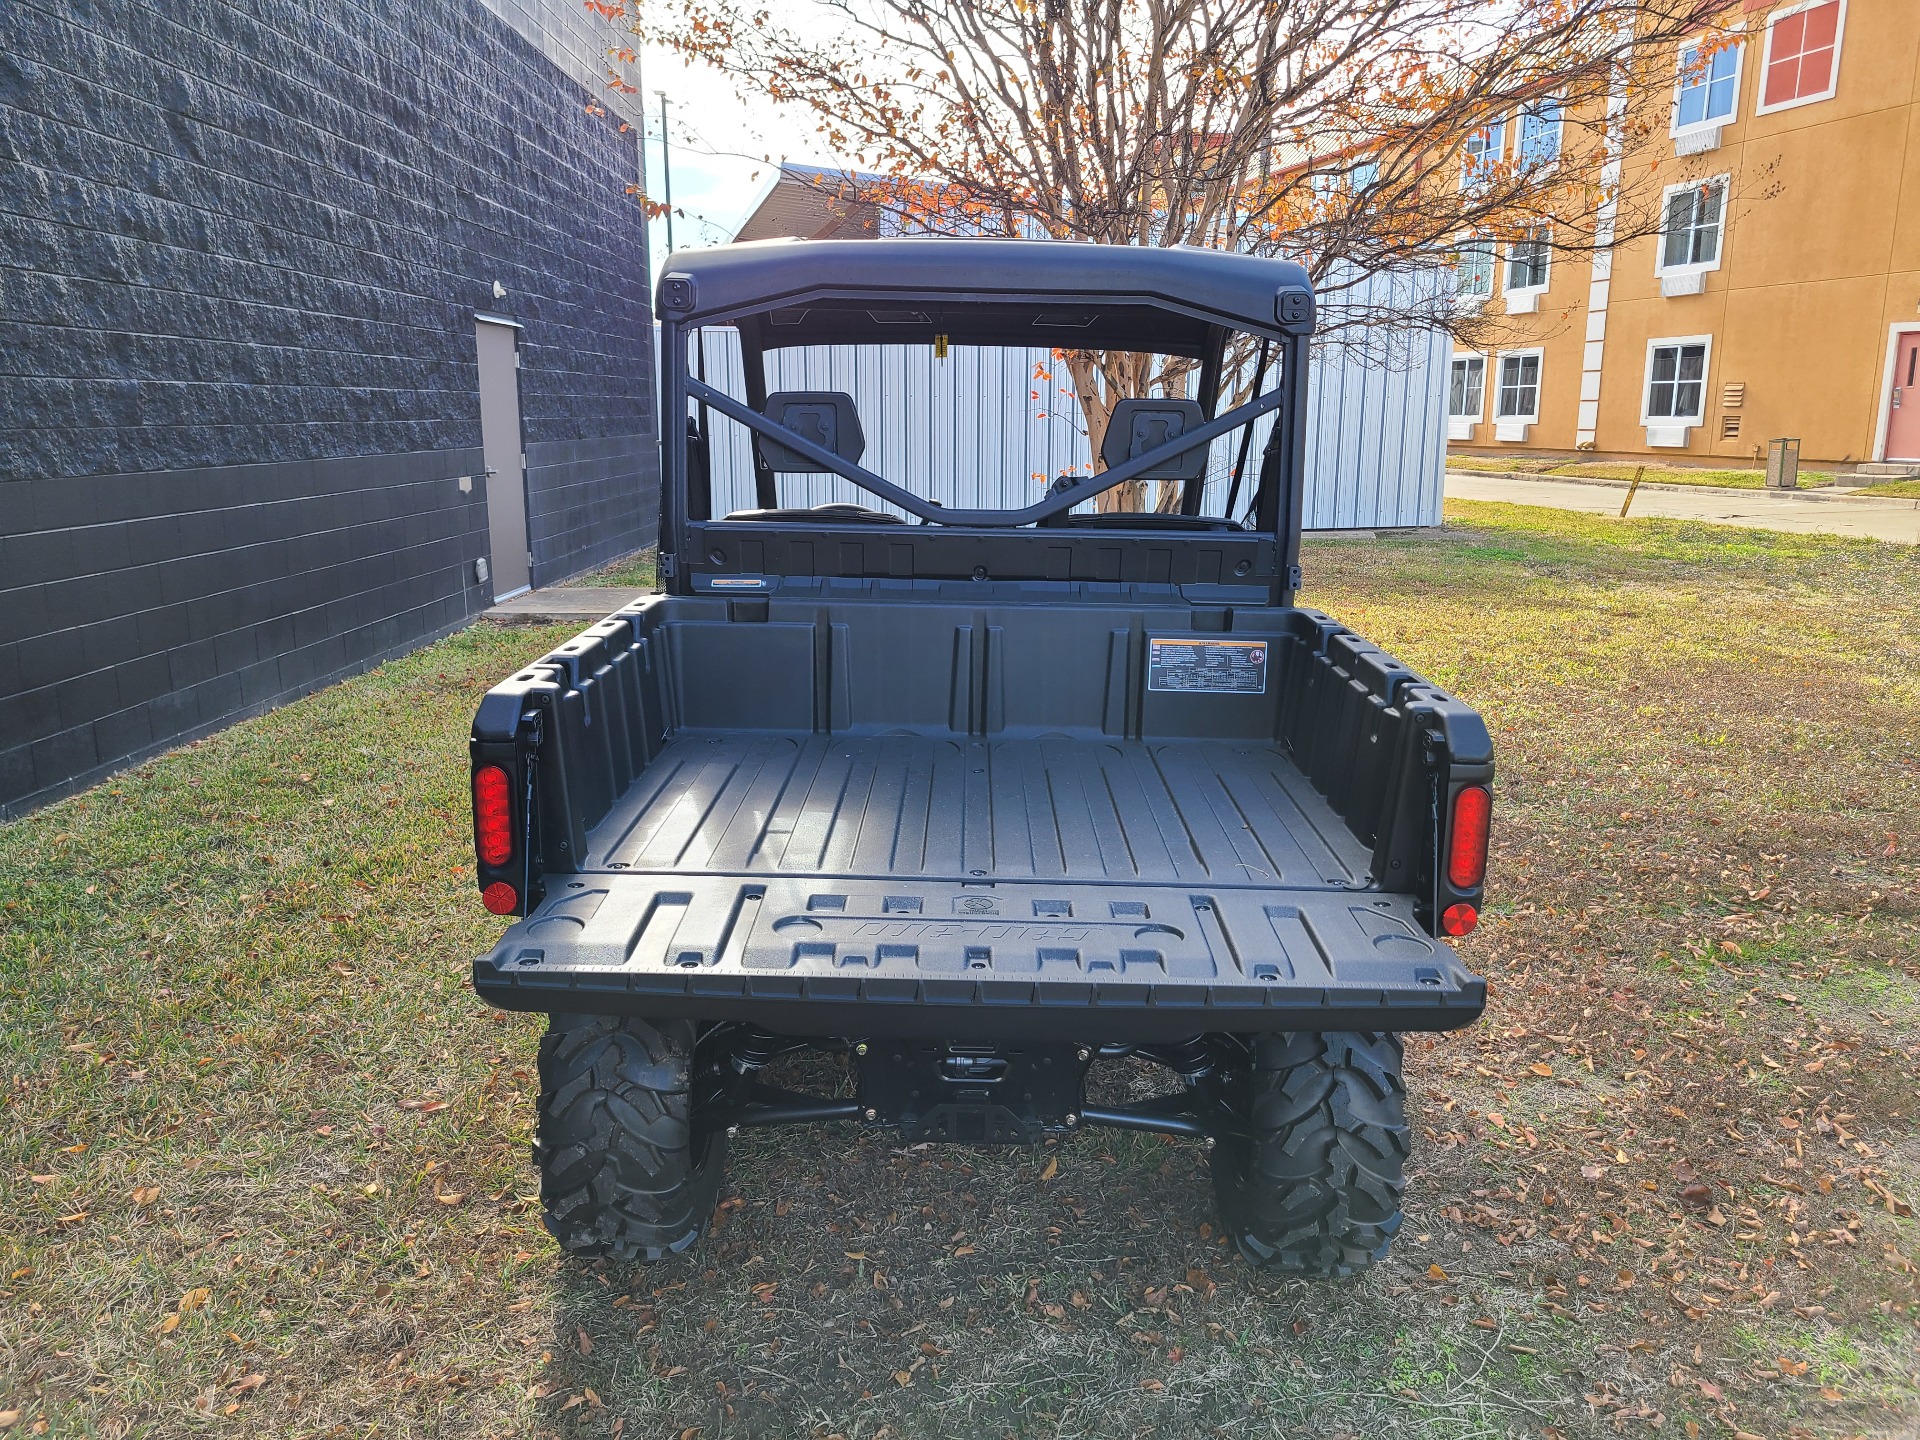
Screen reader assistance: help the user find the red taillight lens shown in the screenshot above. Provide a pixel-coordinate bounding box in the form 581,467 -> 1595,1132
1440,902 -> 1478,937
481,880 -> 519,915
1446,784 -> 1492,891
473,764 -> 513,867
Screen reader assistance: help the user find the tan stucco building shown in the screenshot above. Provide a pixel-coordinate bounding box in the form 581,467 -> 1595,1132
1447,0 -> 1920,471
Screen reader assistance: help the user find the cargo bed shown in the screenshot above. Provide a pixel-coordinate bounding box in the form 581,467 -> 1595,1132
469,596 -> 1490,1040
583,734 -> 1370,884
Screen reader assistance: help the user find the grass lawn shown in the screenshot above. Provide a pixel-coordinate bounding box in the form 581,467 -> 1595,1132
1447,458 -> 1846,491
1856,480 -> 1920,500
573,548 -> 658,589
4,500 -> 1917,1438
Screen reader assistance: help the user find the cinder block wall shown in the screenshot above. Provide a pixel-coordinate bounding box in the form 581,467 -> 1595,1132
0,0 -> 660,817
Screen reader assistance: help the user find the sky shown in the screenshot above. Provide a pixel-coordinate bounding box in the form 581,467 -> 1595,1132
633,41 -> 852,281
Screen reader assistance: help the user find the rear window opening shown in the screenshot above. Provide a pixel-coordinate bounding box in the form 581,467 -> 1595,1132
678,300 -> 1288,532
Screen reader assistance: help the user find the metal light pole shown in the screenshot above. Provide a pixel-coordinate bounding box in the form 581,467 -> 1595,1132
656,91 -> 675,256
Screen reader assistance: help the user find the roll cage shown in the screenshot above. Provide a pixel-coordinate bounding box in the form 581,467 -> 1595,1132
653,238 -> 1317,605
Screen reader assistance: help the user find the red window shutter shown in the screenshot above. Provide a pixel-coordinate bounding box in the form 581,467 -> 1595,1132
1765,1 -> 1842,107
1764,10 -> 1807,107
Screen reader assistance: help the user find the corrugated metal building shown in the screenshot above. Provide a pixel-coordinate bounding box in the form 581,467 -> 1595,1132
689,261 -> 1448,528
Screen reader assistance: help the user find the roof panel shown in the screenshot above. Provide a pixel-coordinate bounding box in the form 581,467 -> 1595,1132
657,238 -> 1315,340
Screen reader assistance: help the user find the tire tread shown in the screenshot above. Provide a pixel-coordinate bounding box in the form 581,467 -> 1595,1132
534,1016 -> 724,1263
1212,1031 -> 1409,1277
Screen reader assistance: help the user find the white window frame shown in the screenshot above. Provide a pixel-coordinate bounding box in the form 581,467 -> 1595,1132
1448,352 -> 1488,421
1453,233 -> 1496,302
1494,349 -> 1544,423
1460,120 -> 1506,190
1641,335 -> 1714,426
1655,175 -> 1730,277
1755,0 -> 1847,116
1670,34 -> 1745,136
1516,95 -> 1565,172
1504,229 -> 1552,298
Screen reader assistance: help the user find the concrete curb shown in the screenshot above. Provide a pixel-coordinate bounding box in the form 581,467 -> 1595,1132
483,587 -> 653,623
1445,468 -> 1920,510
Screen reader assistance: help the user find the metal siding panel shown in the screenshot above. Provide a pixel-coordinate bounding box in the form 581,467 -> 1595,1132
677,267 -> 1448,530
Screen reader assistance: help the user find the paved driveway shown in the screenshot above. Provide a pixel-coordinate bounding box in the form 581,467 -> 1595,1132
1446,470 -> 1920,543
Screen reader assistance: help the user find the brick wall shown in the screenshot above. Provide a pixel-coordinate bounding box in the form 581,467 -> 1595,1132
0,0 -> 660,816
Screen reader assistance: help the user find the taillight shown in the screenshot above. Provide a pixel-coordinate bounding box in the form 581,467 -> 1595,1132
481,880 -> 519,915
1446,784 -> 1492,891
473,764 -> 513,867
1440,902 -> 1478,937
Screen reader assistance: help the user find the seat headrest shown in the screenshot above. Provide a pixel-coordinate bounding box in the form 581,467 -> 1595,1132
757,391 -> 866,472
1100,399 -> 1209,481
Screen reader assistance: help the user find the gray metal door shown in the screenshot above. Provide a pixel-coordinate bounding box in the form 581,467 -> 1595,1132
476,320 -> 530,598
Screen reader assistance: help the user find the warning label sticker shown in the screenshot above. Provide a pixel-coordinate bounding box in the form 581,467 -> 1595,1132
1147,638 -> 1268,694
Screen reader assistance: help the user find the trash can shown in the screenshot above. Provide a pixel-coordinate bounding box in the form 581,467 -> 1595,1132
1765,438 -> 1801,490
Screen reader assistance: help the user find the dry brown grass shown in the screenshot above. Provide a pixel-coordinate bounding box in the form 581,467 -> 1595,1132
3,500 -> 1916,1439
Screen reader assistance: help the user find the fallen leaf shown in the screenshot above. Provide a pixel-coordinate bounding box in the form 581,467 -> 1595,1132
1581,1164 -> 1607,1181
156,1313 -> 181,1335
576,1327 -> 593,1356
228,1374 -> 266,1394
1680,1183 -> 1712,1210
179,1288 -> 211,1313
893,1370 -> 913,1388
1427,1263 -> 1450,1281
131,1187 -> 160,1206
0,1410 -> 17,1428
1039,1156 -> 1059,1183
435,1191 -> 465,1206
1529,1062 -> 1554,1077
1139,1379 -> 1165,1393
1775,1356 -> 1808,1376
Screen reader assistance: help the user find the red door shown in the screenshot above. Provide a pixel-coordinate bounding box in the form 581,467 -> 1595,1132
1888,333 -> 1920,461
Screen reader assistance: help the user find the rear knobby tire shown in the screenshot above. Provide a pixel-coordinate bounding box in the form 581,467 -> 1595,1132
534,1015 -> 726,1262
1211,1031 -> 1409,1277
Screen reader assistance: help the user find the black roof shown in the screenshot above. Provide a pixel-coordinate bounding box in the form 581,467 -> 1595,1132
656,238 -> 1315,350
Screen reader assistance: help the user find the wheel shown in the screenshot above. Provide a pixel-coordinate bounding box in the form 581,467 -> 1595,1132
1210,1031 -> 1409,1276
534,1014 -> 727,1261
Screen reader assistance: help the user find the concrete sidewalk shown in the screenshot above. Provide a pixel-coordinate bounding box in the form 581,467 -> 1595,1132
1447,471 -> 1920,543
483,587 -> 651,623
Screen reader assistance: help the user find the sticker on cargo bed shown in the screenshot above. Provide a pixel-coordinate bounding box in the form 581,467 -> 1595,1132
1147,638 -> 1267,694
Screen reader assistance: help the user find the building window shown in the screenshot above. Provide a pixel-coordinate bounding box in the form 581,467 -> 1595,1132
1517,98 -> 1563,168
1462,121 -> 1505,188
1506,230 -> 1551,293
1496,351 -> 1542,421
1674,38 -> 1742,131
1659,177 -> 1728,273
1644,338 -> 1711,423
1758,0 -> 1845,114
1453,235 -> 1495,300
1449,354 -> 1486,419
1312,156 -> 1380,201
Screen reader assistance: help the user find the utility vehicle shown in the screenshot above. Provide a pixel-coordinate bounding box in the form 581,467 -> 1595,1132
467,238 -> 1493,1275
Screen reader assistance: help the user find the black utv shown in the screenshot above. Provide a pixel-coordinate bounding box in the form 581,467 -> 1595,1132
467,238 -> 1493,1276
